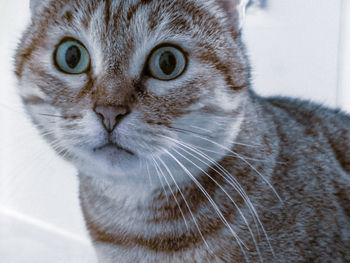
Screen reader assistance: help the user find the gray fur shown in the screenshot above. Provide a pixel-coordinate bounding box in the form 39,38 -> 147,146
15,0 -> 350,262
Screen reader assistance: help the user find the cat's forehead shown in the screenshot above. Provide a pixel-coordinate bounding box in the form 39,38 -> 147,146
32,0 -> 229,74
43,0 -> 222,34
38,0 -> 227,45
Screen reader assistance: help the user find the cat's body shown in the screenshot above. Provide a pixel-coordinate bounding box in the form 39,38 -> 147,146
80,96 -> 350,262
15,0 -> 350,262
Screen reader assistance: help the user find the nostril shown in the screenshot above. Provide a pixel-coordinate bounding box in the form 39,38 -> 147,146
93,105 -> 130,132
115,107 -> 128,117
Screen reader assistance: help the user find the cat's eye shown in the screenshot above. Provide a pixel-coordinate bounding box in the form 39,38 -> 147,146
148,45 -> 187,81
54,39 -> 90,74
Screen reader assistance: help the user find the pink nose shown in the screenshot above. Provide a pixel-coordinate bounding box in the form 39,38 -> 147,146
93,105 -> 130,132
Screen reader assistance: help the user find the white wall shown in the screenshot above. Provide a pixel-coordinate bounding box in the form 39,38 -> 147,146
0,0 -> 88,235
337,0 -> 350,112
0,0 -> 96,261
243,0 -> 342,107
0,0 -> 349,262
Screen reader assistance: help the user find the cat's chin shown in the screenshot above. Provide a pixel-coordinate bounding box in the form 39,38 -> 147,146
75,143 -> 144,180
93,143 -> 135,158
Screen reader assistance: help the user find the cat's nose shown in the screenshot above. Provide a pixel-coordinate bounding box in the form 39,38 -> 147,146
93,105 -> 130,133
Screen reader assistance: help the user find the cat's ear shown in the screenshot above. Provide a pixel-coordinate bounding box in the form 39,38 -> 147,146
30,0 -> 49,15
217,0 -> 250,29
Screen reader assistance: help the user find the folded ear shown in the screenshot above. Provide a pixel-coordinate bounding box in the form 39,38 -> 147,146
30,0 -> 49,15
217,0 -> 250,29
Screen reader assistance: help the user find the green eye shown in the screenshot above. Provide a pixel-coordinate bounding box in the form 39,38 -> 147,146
148,45 -> 187,81
55,39 -> 90,74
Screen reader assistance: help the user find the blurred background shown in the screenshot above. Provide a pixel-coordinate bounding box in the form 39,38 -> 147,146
0,0 -> 349,262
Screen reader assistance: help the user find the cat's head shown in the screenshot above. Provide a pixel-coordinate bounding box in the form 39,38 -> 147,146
15,0 -> 251,183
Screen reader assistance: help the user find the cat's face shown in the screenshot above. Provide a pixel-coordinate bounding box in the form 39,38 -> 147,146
15,0 -> 250,183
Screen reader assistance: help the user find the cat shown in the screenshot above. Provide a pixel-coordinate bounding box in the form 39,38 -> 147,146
15,0 -> 350,262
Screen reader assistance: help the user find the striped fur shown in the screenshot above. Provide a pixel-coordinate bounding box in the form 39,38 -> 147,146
15,0 -> 350,262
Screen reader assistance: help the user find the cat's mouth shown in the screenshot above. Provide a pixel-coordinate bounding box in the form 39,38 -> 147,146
93,143 -> 135,156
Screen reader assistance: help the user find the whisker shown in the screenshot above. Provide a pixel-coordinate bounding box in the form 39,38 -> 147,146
153,156 -> 190,231
161,135 -> 275,258
189,125 -> 213,133
171,126 -> 260,148
151,157 -> 169,204
159,151 -> 213,254
193,144 -> 274,163
177,132 -> 283,203
170,127 -> 208,137
145,160 -> 153,187
37,113 -> 65,118
161,135 -> 250,205
172,145 -> 264,262
164,149 -> 250,262
187,142 -> 275,257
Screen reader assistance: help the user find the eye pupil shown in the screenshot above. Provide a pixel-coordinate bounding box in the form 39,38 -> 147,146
55,39 -> 90,74
159,51 -> 177,75
148,45 -> 186,80
65,45 -> 81,69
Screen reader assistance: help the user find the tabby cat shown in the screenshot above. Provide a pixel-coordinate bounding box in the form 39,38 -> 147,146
15,0 -> 350,262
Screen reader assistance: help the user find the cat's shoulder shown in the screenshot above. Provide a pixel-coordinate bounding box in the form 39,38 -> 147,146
260,96 -> 350,173
263,96 -> 350,127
